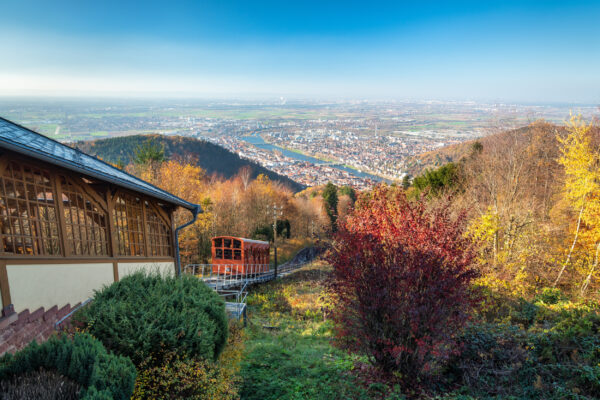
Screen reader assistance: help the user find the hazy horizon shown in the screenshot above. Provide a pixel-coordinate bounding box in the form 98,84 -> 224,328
1,1 -> 599,103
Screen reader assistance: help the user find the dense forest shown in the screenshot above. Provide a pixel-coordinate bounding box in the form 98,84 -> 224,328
404,123 -> 568,177
75,134 -> 304,192
407,118 -> 600,296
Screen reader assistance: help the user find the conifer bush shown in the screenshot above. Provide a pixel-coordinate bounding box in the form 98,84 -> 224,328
74,272 -> 228,366
0,333 -> 136,400
327,186 -> 478,384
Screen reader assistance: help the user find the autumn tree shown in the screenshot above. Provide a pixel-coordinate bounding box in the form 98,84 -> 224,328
338,185 -> 356,202
327,186 -> 477,383
237,165 -> 253,191
126,156 -> 326,264
289,194 -> 328,239
553,114 -> 600,293
461,122 -> 564,291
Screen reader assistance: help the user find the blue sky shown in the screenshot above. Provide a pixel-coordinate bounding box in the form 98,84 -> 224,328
1,0 -> 599,102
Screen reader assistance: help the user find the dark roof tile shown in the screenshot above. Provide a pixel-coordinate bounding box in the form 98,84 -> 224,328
0,117 -> 199,212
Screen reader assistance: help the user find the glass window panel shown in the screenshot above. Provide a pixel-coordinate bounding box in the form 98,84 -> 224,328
145,202 -> 172,257
60,176 -> 108,256
113,192 -> 146,256
0,160 -> 61,256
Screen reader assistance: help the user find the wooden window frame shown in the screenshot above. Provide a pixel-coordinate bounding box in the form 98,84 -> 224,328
59,175 -> 110,257
146,201 -> 173,257
0,152 -> 176,263
0,158 -> 61,256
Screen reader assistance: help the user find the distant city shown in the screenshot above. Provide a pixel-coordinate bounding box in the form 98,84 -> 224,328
0,98 -> 596,189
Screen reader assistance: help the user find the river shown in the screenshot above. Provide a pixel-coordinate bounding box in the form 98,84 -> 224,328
241,135 -> 385,182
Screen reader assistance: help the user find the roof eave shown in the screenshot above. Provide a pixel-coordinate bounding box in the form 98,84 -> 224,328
0,139 -> 200,212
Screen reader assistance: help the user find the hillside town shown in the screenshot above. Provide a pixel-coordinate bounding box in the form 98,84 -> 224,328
205,134 -> 379,189
2,99 -> 591,189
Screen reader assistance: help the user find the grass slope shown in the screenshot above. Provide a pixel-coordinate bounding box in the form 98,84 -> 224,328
240,263 -> 401,400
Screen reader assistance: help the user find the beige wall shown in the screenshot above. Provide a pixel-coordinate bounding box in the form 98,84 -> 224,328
6,263 -> 114,313
118,261 -> 175,279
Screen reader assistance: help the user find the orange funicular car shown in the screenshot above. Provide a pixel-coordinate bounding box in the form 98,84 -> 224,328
211,236 -> 270,275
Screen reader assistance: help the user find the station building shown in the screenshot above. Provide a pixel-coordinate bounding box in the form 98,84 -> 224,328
0,117 -> 200,352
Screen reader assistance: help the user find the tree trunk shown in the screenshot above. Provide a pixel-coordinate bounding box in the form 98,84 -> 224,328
554,200 -> 585,287
581,242 -> 600,296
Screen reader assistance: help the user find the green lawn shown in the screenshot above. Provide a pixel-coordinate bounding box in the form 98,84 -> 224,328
239,263 -> 398,400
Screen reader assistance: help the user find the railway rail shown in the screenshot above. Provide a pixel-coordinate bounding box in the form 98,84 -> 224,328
183,261 -> 308,323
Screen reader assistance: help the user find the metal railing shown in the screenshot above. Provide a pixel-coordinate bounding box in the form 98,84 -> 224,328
184,261 -> 310,323
54,298 -> 93,331
183,264 -> 274,290
184,262 -> 307,284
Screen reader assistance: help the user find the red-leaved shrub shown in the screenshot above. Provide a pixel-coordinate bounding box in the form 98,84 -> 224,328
327,186 -> 478,383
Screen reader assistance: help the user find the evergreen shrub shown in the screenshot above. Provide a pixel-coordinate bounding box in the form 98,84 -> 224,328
132,322 -> 245,400
453,298 -> 600,399
0,333 -> 136,400
74,272 -> 228,366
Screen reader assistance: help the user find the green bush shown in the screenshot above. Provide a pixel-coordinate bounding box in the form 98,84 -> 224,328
74,272 -> 228,366
412,162 -> 461,197
535,287 -> 567,305
452,298 -> 600,399
0,333 -> 136,400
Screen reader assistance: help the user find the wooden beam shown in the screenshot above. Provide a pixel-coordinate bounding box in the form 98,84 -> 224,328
105,187 -> 119,257
0,260 -> 11,309
1,256 -> 174,264
53,173 -> 71,257
171,213 -> 178,272
112,260 -> 119,282
148,201 -> 172,229
66,176 -> 108,213
0,156 -> 9,177
141,200 -> 151,257
110,187 -> 119,203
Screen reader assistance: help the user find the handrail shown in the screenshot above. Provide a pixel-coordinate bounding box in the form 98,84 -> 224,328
183,261 -> 306,316
54,298 -> 93,330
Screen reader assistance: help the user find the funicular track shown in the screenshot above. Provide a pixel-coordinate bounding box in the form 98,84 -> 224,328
183,261 -> 309,324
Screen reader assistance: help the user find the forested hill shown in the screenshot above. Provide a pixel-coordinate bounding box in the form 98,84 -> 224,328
76,134 -> 304,192
404,122 -> 567,177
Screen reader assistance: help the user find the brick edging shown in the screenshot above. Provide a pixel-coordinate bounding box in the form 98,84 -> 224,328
0,303 -> 79,356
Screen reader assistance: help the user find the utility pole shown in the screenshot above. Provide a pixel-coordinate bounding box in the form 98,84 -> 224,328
272,204 -> 283,278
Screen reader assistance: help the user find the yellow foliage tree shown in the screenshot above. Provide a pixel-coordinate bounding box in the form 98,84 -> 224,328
554,114 -> 600,293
